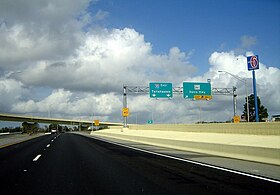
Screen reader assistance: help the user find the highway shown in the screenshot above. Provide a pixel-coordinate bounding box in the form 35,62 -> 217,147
0,133 -> 279,194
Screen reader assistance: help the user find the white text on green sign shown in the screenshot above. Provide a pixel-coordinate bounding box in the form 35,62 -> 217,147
149,82 -> 173,98
183,82 -> 211,99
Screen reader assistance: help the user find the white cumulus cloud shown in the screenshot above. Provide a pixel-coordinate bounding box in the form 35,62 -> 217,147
0,0 -> 279,125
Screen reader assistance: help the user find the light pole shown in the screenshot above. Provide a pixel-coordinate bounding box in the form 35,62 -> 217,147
218,71 -> 250,122
75,96 -> 82,131
123,86 -> 128,128
48,104 -> 51,118
233,86 -> 237,117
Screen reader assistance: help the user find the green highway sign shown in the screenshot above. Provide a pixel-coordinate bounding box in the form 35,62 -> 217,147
149,82 -> 173,98
183,82 -> 211,99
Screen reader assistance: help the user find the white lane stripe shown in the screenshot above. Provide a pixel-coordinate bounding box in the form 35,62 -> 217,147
51,139 -> 54,142
91,136 -> 280,184
33,154 -> 41,161
46,144 -> 50,147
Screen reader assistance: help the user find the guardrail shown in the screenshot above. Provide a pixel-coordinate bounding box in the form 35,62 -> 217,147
0,132 -> 22,136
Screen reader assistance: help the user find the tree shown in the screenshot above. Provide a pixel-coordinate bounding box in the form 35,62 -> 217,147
242,94 -> 268,122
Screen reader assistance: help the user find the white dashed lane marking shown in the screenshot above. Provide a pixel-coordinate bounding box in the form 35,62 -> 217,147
33,154 -> 41,162
31,135 -> 60,164
32,135 -> 60,163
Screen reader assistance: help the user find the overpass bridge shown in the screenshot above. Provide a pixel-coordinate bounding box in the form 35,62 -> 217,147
0,113 -> 122,132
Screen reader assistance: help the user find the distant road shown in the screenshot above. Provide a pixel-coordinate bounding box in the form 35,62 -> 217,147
0,133 -> 279,194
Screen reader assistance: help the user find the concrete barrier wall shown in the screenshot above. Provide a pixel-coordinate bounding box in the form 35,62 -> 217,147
127,122 -> 280,135
96,122 -> 280,165
92,131 -> 280,165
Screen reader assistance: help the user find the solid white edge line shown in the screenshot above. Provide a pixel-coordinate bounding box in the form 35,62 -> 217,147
33,154 -> 41,161
90,135 -> 280,184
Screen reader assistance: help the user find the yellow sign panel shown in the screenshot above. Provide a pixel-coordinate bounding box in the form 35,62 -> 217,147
122,108 -> 129,117
194,95 -> 212,100
233,116 -> 240,123
94,120 -> 100,126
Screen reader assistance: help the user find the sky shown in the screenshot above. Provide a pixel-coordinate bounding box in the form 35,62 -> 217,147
0,0 -> 279,126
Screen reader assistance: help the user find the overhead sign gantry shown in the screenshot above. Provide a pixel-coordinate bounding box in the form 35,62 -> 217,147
122,82 -> 235,128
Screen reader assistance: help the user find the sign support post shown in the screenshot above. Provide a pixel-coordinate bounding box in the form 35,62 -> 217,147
252,70 -> 259,122
247,55 -> 259,122
233,86 -> 237,117
123,86 -> 128,128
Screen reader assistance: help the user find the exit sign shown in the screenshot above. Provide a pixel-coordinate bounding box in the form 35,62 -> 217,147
183,82 -> 211,99
149,82 -> 173,98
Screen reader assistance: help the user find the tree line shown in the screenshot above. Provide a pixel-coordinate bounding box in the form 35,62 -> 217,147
242,94 -> 268,122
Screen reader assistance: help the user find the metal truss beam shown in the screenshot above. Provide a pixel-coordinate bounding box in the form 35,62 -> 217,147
212,87 -> 234,95
124,86 -> 233,95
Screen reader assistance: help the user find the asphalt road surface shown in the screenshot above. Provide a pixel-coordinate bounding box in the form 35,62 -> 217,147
0,133 -> 279,195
